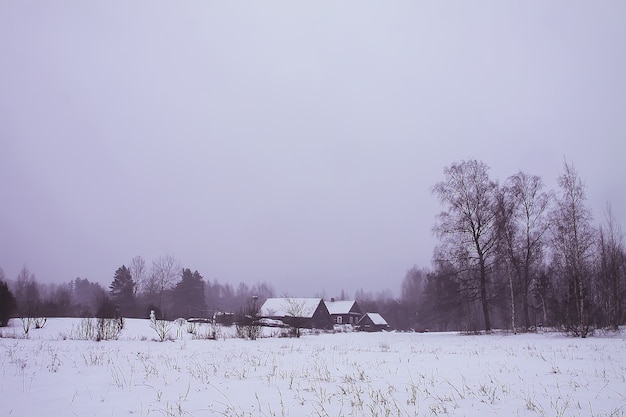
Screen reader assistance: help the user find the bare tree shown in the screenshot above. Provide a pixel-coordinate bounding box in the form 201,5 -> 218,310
149,254 -> 181,316
597,205 -> 626,330
495,189 -> 518,333
550,161 -> 596,337
498,172 -> 551,331
129,255 -> 147,296
432,160 -> 499,331
401,266 -> 426,305
15,266 -> 40,317
282,297 -> 310,338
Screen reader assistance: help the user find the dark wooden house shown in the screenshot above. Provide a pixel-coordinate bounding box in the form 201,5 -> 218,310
259,298 -> 333,330
324,299 -> 363,325
357,313 -> 390,332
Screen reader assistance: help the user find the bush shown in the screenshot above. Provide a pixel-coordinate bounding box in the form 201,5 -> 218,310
72,317 -> 96,340
96,317 -> 124,341
21,317 -> 33,335
71,317 -> 123,341
33,317 -> 47,329
235,321 -> 261,340
150,311 -> 172,342
192,323 -> 221,340
151,319 -> 173,342
235,300 -> 261,340
186,321 -> 197,335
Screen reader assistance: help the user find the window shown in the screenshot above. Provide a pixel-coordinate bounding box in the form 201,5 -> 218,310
336,316 -> 342,324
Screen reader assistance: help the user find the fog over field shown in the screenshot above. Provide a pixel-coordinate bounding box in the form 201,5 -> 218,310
1,4 -> 625,414
1,2 -> 625,296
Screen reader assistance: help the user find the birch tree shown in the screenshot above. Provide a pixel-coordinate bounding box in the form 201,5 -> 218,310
148,254 -> 181,316
432,160 -> 498,331
550,161 -> 595,337
498,172 -> 551,331
129,255 -> 147,296
597,206 -> 626,330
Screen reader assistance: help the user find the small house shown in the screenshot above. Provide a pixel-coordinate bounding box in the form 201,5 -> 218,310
324,299 -> 362,325
258,298 -> 333,330
357,313 -> 390,332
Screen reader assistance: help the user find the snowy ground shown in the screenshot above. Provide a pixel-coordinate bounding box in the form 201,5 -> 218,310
1,318 -> 625,417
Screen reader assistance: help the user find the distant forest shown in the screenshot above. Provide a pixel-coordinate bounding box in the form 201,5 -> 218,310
1,159 -> 624,337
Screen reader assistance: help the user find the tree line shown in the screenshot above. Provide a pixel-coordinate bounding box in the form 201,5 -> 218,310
1,159 -> 624,337
340,160 -> 624,337
0,256 -> 275,324
421,159 -> 625,336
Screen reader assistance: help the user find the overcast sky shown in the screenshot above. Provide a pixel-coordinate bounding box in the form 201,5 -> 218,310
1,2 -> 625,297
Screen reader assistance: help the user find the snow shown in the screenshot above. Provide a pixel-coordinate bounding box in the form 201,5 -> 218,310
363,312 -> 388,326
1,318 -> 626,417
324,300 -> 357,315
259,297 -> 322,318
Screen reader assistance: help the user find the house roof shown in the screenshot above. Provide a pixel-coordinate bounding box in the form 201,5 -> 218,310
324,300 -> 358,315
362,313 -> 388,326
259,298 -> 323,318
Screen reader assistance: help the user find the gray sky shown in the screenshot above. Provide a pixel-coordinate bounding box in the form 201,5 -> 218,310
1,2 -> 625,297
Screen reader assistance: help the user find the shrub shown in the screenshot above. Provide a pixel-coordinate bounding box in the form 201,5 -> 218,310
235,300 -> 261,340
72,317 -> 97,340
192,324 -> 220,340
71,317 -> 123,341
151,319 -> 173,342
20,317 -> 33,335
33,317 -> 47,329
96,317 -> 124,341
235,321 -> 261,340
186,321 -> 197,335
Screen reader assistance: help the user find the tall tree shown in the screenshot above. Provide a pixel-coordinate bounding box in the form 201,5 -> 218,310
129,255 -> 147,296
401,266 -> 426,304
419,262 -> 462,331
0,279 -> 17,326
147,254 -> 181,315
400,266 -> 427,329
432,160 -> 499,331
15,266 -> 40,317
250,282 -> 275,304
550,161 -> 596,337
72,278 -> 105,316
109,265 -> 136,316
497,172 -> 551,330
173,268 -> 206,318
597,206 -> 626,329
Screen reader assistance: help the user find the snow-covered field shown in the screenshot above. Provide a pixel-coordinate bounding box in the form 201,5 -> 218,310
1,318 -> 625,417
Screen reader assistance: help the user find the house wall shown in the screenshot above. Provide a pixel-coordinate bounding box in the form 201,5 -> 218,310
333,313 -> 361,325
282,315 -> 333,330
329,301 -> 363,325
312,303 -> 334,330
275,301 -> 333,330
357,316 -> 388,332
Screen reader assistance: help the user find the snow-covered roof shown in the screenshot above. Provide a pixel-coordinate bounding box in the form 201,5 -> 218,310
324,300 -> 358,315
259,298 -> 323,318
363,313 -> 388,326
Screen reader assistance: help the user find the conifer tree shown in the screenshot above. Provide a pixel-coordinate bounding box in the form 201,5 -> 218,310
173,268 -> 205,318
0,280 -> 17,327
109,265 -> 136,317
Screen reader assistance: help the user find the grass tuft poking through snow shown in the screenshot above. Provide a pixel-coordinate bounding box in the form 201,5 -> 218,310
1,318 -> 625,416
